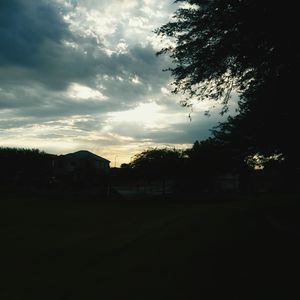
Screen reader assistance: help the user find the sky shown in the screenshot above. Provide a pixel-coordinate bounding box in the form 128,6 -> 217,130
0,0 -> 236,166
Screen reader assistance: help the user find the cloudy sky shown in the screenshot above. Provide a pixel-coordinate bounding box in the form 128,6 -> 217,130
0,0 -> 235,165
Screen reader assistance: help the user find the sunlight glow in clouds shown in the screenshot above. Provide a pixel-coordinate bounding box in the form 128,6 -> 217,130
67,83 -> 108,100
108,102 -> 166,129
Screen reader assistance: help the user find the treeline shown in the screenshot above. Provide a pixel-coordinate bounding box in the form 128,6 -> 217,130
0,147 -> 54,187
119,138 -> 295,195
1,142 -> 297,195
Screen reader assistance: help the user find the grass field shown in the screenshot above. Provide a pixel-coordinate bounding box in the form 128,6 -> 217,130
1,189 -> 299,299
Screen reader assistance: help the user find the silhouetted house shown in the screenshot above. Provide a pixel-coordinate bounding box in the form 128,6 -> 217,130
54,150 -> 110,185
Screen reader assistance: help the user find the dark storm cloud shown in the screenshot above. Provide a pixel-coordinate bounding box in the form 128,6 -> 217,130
0,0 -> 108,90
97,47 -> 170,105
0,86 -> 111,120
0,0 -> 170,101
0,0 -> 70,67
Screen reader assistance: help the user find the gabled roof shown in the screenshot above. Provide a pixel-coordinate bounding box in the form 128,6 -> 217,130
63,150 -> 110,162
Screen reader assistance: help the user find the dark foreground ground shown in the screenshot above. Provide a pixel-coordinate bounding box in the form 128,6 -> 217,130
1,189 -> 299,299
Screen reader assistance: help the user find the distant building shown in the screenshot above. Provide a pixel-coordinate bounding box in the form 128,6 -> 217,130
53,150 -> 110,185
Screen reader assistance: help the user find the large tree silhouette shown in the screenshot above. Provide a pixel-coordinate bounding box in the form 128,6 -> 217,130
129,147 -> 184,195
157,0 -> 299,165
130,147 -> 183,180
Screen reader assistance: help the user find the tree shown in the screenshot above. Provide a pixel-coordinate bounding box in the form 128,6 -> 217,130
183,138 -> 248,191
129,147 -> 184,196
157,0 -> 299,164
186,139 -> 245,174
0,147 -> 54,186
130,147 -> 184,179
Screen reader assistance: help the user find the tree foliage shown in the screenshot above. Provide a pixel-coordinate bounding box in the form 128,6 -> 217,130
129,147 -> 184,180
157,0 -> 298,105
157,0 -> 299,163
186,139 -> 244,174
0,147 -> 53,186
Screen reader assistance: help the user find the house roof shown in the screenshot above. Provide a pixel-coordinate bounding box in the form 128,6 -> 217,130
63,150 -> 110,162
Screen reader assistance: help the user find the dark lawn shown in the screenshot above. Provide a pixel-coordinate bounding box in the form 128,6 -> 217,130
0,189 -> 299,299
